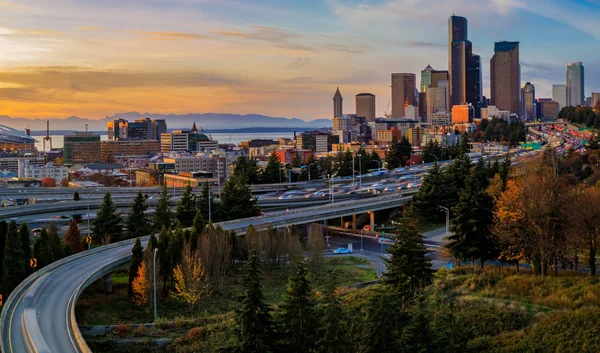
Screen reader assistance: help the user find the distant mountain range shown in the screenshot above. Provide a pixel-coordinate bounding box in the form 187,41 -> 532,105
0,112 -> 332,132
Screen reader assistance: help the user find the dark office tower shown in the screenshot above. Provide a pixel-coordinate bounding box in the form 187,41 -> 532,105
333,87 -> 343,118
449,15 -> 468,107
355,93 -> 376,122
391,73 -> 416,118
490,41 -> 520,114
466,54 -> 482,118
521,82 -> 535,119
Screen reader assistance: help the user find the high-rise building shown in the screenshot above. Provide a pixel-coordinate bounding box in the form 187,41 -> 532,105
426,80 -> 450,121
420,65 -> 450,120
490,41 -> 520,114
160,124 -> 218,152
448,15 -> 480,116
355,93 -> 376,122
552,84 -> 567,110
521,82 -> 535,120
63,132 -> 101,165
566,62 -> 584,107
107,117 -> 167,142
333,88 -> 343,118
391,73 -> 416,118
592,93 -> 600,109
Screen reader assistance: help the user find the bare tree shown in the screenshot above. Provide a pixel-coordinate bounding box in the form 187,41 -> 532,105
200,224 -> 232,288
307,223 -> 325,280
570,187 -> 600,276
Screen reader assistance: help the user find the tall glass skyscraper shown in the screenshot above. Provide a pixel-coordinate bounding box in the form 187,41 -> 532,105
566,62 -> 584,107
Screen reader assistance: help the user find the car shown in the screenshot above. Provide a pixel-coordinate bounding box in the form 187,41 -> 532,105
278,194 -> 293,200
314,191 -> 326,197
333,248 -> 351,254
383,187 -> 395,192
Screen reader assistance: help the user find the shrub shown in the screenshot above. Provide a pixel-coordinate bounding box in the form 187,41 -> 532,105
155,317 -> 171,330
132,326 -> 147,337
113,324 -> 131,336
186,327 -> 206,340
174,315 -> 188,328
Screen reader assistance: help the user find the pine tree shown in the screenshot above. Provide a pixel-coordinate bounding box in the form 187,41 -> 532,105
262,150 -> 283,184
92,192 -> 123,244
73,191 -> 80,201
126,191 -> 150,240
386,136 -> 412,169
48,222 -> 64,262
128,237 -> 144,298
157,226 -> 172,296
0,221 -> 7,288
64,219 -> 84,255
219,177 -> 261,221
197,182 -> 216,222
2,220 -> 26,296
168,224 -> 185,270
236,248 -> 273,353
500,153 -> 512,188
153,185 -> 172,231
176,184 -> 196,227
18,223 -> 31,274
447,180 -> 494,267
232,156 -> 259,184
445,152 -> 472,207
33,227 -> 52,269
385,205 -> 432,301
276,258 -> 317,353
412,162 -> 449,223
472,157 -> 489,190
316,274 -> 347,353
362,289 -> 405,353
458,132 -> 470,156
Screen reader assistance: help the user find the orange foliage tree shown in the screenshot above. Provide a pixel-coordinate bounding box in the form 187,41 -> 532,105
132,261 -> 152,306
41,177 -> 57,187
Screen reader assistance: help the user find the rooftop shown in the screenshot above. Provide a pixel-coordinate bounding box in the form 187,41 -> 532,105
494,41 -> 519,52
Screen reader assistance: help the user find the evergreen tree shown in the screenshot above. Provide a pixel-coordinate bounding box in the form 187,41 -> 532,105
219,177 -> 261,221
92,192 -> 123,244
126,191 -> 150,240
0,221 -> 7,288
458,133 -> 470,156
33,228 -> 52,269
235,248 -> 273,353
499,153 -> 512,188
64,219 -> 84,255
316,274 -> 347,353
369,150 -> 381,171
128,237 -> 144,298
73,191 -> 80,201
445,152 -> 472,207
305,154 -> 321,181
168,224 -> 185,270
48,222 -> 64,262
447,180 -> 494,266
386,136 -> 412,169
197,182 -> 216,222
18,223 -> 30,274
232,156 -> 259,184
276,258 -> 317,353
157,226 -> 172,296
336,150 -> 353,177
262,150 -> 283,184
153,185 -> 172,231
413,162 -> 448,223
422,140 -> 442,163
2,220 -> 26,296
362,290 -> 405,353
472,157 -> 489,190
176,184 -> 196,227
385,205 -> 432,301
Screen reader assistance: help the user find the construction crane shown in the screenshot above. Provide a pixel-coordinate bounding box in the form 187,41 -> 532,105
384,101 -> 391,117
43,120 -> 52,151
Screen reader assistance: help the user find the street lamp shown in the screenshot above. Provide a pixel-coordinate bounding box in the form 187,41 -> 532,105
86,188 -> 99,249
439,206 -> 450,237
208,182 -> 212,223
358,153 -> 362,175
376,160 -> 385,171
353,170 -> 362,190
429,154 -> 439,163
153,247 -> 158,322
329,172 -> 338,204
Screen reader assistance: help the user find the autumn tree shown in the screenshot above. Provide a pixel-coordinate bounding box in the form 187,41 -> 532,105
131,261 -> 151,306
41,177 -> 56,187
308,224 -> 325,280
128,237 -> 144,298
200,224 -> 232,288
570,187 -> 600,276
171,244 -> 208,311
64,219 -> 84,255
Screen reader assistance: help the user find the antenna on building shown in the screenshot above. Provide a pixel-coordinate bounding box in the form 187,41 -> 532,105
85,124 -> 88,132
43,120 -> 52,151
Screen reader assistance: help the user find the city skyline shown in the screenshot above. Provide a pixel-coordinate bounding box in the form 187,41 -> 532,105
1,0 -> 600,121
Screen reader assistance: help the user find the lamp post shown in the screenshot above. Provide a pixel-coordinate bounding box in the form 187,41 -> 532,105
353,170 -> 361,191
329,172 -> 338,204
153,248 -> 158,322
429,154 -> 439,163
208,182 -> 212,223
376,160 -> 385,171
358,153 -> 362,175
439,206 -> 450,238
86,188 -> 98,249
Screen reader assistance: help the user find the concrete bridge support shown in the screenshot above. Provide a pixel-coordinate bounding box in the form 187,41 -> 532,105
103,274 -> 113,294
369,211 -> 375,232
352,214 -> 357,230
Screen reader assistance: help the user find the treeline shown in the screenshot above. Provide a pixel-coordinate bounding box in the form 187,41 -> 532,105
415,146 -> 600,276
558,106 -> 599,127
0,219 -> 84,299
235,137 -> 416,184
471,118 -> 527,146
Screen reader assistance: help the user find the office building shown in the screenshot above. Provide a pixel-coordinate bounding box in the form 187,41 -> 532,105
100,140 -> 160,163
355,93 -> 376,122
553,84 -> 567,110
164,172 -> 218,188
448,15 -> 481,116
592,93 -> 600,109
426,80 -> 450,121
296,131 -> 339,153
451,104 -> 473,124
376,127 -> 403,143
541,100 -> 560,119
421,65 -> 450,120
0,157 -> 45,173
333,88 -> 343,118
481,106 -> 511,122
160,125 -> 218,152
63,132 -> 101,165
490,41 -> 520,114
566,62 -> 584,107
521,82 -> 535,120
107,117 -> 168,142
391,73 -> 416,118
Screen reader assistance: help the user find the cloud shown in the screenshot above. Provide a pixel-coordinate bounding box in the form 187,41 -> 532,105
288,57 -> 310,69
405,41 -> 446,49
75,26 -> 104,31
131,30 -> 209,40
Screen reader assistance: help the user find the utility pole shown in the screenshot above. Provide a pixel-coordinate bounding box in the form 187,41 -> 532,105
439,206 -> 450,237
153,248 -> 158,322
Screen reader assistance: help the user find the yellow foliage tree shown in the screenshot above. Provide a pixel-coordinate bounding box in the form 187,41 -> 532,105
132,261 -> 151,306
171,245 -> 208,311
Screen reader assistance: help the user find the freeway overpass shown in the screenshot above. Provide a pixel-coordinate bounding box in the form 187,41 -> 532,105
0,191 -> 414,353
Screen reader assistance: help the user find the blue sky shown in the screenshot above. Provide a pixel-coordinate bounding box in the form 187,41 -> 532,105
0,0 -> 599,120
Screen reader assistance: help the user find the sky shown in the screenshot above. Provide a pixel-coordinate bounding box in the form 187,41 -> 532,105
0,0 -> 599,123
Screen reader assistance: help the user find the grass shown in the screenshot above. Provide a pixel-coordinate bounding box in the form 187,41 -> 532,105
76,256 -> 377,325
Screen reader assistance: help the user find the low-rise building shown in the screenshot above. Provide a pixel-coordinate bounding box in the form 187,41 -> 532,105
296,131 -> 339,153
21,165 -> 68,181
63,132 -> 101,165
275,148 -> 313,164
100,140 -> 160,163
0,157 -> 45,173
164,171 -> 218,187
376,127 -> 403,143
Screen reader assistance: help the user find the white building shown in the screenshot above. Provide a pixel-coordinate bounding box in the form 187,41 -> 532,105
481,106 -> 510,122
21,165 -> 69,181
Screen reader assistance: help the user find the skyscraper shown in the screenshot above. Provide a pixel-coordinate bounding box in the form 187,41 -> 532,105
490,41 -> 520,114
333,87 -> 343,118
552,84 -> 567,110
355,93 -> 376,122
391,73 -> 416,118
420,65 -> 449,121
521,82 -> 535,120
448,15 -> 480,116
566,62 -> 584,107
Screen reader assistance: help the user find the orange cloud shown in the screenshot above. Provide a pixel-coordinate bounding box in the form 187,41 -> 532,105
131,30 -> 209,40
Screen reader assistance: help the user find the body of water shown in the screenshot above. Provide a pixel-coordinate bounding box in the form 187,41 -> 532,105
32,132 -> 296,151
